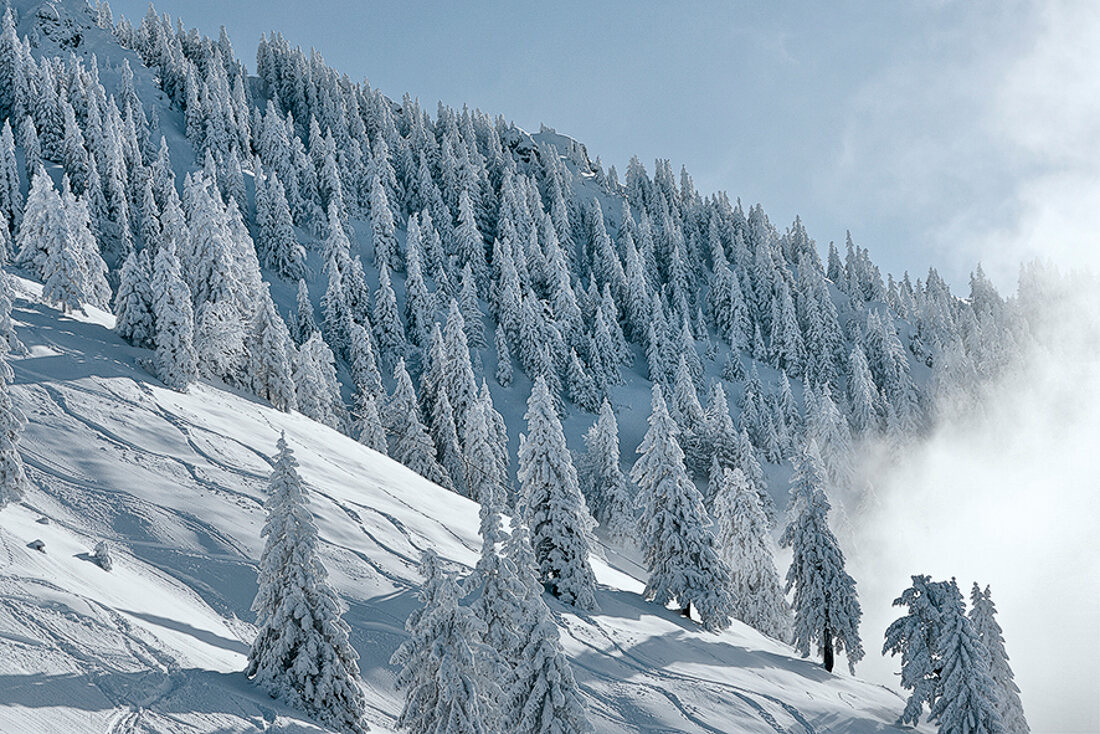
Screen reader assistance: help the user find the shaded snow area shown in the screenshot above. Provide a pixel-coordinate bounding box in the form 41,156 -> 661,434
0,279 -> 925,732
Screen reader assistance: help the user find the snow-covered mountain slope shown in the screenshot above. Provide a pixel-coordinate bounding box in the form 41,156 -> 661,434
0,278 -> 926,732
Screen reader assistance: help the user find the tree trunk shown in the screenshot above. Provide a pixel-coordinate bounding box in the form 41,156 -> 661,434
823,625 -> 834,673
681,603 -> 692,619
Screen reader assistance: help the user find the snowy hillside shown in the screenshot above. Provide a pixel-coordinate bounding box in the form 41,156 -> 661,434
0,0 -> 1037,731
0,277 -> 923,732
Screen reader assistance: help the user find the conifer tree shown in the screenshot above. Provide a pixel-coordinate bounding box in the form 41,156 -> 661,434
781,443 -> 863,673
372,264 -> 407,369
369,172 -> 401,272
247,435 -> 368,734
711,466 -> 791,640
504,524 -> 593,734
392,551 -> 499,734
115,250 -> 156,348
294,333 -> 343,429
249,289 -> 297,412
0,336 -> 29,510
428,389 -> 465,495
151,242 -> 198,392
348,321 -> 384,401
353,389 -> 388,455
930,581 -> 1002,734
494,323 -> 513,387
631,384 -> 734,631
847,344 -> 879,435
386,359 -> 453,488
16,167 -> 65,280
0,120 -> 20,234
294,278 -> 317,344
442,300 -> 479,434
970,584 -> 1028,734
578,399 -> 634,545
44,187 -> 110,314
455,188 -> 488,286
517,377 -> 599,610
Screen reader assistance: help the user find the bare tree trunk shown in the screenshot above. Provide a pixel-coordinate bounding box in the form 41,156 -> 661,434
681,603 -> 692,619
823,625 -> 834,673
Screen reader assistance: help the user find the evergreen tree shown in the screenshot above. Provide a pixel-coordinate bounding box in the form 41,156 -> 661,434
386,359 -> 453,488
884,574 -> 954,726
970,584 -> 1028,734
44,187 -> 110,313
0,339 -> 29,509
846,344 -> 880,435
114,249 -> 156,348
392,551 -> 499,734
294,333 -> 344,430
711,466 -> 790,640
517,377 -> 599,610
442,299 -> 479,435
504,524 -> 593,734
0,120 -> 20,234
247,435 -> 367,734
369,172 -> 401,272
494,323 -> 513,387
15,167 -> 65,280
930,581 -> 1002,734
631,384 -> 735,631
294,278 -> 317,344
577,399 -> 634,545
248,289 -> 297,412
780,443 -> 863,673
372,263 -> 407,369
353,389 -> 388,454
348,321 -> 384,401
151,242 -> 198,392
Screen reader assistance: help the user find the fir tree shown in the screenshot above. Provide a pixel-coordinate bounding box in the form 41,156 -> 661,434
711,466 -> 790,640
386,359 -> 453,488
247,435 -> 368,733
294,278 -> 317,344
392,552 -> 499,734
577,399 -> 634,545
0,341 -> 29,509
930,581 -> 1002,734
248,289 -> 297,412
780,443 -> 863,673
494,323 -> 513,387
504,524 -> 593,734
151,242 -> 198,392
294,333 -> 344,429
631,384 -> 735,631
970,584 -> 1028,734
518,377 -> 599,610
115,250 -> 156,348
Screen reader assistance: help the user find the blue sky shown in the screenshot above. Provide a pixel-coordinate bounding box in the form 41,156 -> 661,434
110,0 -> 1099,292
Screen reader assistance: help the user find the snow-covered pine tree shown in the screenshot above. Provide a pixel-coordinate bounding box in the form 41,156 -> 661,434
505,523 -> 593,734
780,443 -> 863,673
427,389 -> 465,495
151,242 -> 198,392
248,288 -> 297,412
0,120 -> 20,234
295,330 -> 344,423
372,263 -> 407,369
0,335 -> 29,509
348,321 -> 384,401
294,278 -> 317,345
970,584 -> 1028,734
883,574 -> 954,726
391,550 -> 499,733
517,377 -> 599,610
930,580 -> 1002,734
15,167 -> 65,280
631,383 -> 734,631
352,389 -> 388,454
846,344 -> 880,435
494,323 -> 513,387
386,359 -> 453,488
247,435 -> 368,733
114,249 -> 155,348
577,398 -> 634,545
711,466 -> 790,640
